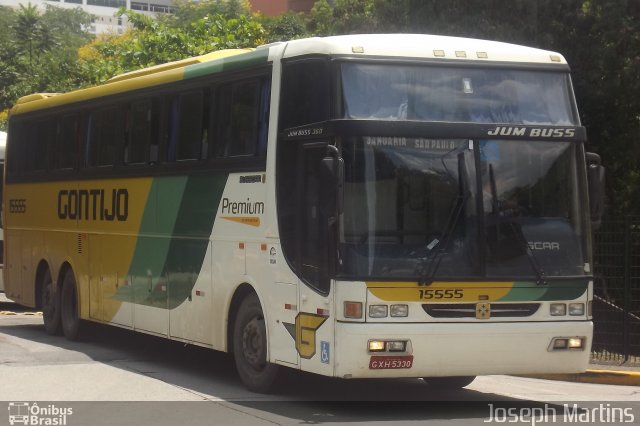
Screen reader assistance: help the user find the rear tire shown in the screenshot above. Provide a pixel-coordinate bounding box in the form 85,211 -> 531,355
41,269 -> 61,335
233,293 -> 279,393
423,376 -> 476,389
60,268 -> 82,341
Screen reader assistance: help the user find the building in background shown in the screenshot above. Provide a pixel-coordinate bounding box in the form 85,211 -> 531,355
0,0 -> 172,34
249,0 -> 314,16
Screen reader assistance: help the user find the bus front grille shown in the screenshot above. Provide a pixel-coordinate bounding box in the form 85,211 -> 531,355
422,303 -> 541,318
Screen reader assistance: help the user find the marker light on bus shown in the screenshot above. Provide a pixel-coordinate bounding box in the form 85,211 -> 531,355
390,304 -> 409,317
550,303 -> 567,316
568,303 -> 585,316
369,305 -> 388,318
344,301 -> 363,319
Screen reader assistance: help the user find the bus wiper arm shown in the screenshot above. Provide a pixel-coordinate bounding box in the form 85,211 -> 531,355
508,221 -> 547,286
418,151 -> 469,285
487,164 -> 546,285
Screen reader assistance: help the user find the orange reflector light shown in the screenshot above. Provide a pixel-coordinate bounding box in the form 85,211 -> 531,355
344,301 -> 363,319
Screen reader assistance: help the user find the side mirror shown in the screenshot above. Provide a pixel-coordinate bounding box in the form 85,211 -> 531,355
586,152 -> 605,230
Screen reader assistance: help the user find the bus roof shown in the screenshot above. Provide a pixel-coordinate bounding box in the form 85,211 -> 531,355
10,34 -> 568,117
281,34 -> 567,65
10,48 -> 259,116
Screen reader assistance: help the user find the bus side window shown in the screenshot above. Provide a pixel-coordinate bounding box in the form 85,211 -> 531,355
166,90 -> 208,162
7,121 -> 24,179
125,99 -> 158,164
24,119 -> 54,174
56,114 -> 78,170
87,107 -> 119,167
216,79 -> 264,158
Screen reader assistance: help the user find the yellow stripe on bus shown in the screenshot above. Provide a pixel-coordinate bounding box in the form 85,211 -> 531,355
366,281 -> 515,302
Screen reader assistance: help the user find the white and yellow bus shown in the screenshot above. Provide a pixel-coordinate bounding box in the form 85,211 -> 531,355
0,130 -> 5,292
4,34 -> 599,392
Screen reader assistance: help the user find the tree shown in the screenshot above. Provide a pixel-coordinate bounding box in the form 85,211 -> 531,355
77,9 -> 266,85
0,4 -> 92,114
257,12 -> 308,43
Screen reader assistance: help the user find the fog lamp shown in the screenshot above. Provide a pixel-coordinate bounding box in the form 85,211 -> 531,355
386,341 -> 407,352
568,337 -> 584,349
368,340 -> 385,352
553,338 -> 568,349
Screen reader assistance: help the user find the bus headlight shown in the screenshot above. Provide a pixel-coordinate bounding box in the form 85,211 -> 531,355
550,303 -> 566,316
568,303 -> 585,316
369,305 -> 388,318
390,304 -> 409,317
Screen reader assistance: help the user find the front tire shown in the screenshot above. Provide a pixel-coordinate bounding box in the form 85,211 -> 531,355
423,376 -> 476,389
60,268 -> 82,341
233,293 -> 279,393
41,268 -> 60,335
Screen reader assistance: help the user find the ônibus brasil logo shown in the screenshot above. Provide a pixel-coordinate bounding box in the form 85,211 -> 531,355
8,402 -> 73,425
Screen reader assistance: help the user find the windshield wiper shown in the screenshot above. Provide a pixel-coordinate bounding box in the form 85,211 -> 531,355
487,164 -> 547,286
418,150 -> 470,285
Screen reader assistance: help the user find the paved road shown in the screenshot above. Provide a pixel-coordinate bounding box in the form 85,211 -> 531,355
1,304 -> 639,426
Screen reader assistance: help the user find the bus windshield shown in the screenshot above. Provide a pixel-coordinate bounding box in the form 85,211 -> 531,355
338,137 -> 589,280
336,63 -> 587,281
340,63 -> 578,125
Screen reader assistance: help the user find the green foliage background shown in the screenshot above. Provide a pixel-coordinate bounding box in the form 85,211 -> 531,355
0,0 -> 638,215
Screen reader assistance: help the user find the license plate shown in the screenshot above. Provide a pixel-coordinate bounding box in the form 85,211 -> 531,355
369,355 -> 413,369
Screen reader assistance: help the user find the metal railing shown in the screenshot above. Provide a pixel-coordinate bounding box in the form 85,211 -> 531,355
591,215 -> 640,365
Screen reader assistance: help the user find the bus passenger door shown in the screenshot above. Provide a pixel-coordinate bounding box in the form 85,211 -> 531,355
296,143 -> 335,376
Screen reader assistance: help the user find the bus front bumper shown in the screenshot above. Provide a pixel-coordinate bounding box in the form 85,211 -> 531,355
334,320 -> 592,379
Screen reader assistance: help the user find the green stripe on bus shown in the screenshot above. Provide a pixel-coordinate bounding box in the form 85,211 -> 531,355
163,174 -> 227,309
114,174 -> 228,309
499,280 -> 588,302
184,49 -> 269,80
114,176 -> 187,305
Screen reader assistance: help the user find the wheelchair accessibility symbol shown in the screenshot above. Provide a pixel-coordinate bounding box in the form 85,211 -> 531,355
320,341 -> 330,364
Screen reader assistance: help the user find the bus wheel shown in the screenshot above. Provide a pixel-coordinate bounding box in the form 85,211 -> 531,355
41,269 -> 61,335
60,269 -> 82,341
423,376 -> 476,389
233,293 -> 279,393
